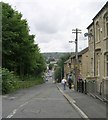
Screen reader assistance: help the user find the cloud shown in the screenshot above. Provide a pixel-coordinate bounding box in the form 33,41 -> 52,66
35,18 -> 59,34
2,0 -> 107,53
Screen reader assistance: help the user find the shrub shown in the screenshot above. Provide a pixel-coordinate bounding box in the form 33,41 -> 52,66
1,68 -> 20,94
1,67 -> 44,94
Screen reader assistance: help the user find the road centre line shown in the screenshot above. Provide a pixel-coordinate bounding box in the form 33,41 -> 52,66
6,94 -> 64,118
6,101 -> 29,118
6,91 -> 42,118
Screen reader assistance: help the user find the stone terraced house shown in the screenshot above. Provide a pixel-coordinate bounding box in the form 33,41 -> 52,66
64,2 -> 108,98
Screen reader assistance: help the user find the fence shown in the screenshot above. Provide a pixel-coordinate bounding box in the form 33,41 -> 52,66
77,79 -> 108,101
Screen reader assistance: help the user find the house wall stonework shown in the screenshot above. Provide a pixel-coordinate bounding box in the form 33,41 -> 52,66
87,2 -> 108,93
64,2 -> 108,95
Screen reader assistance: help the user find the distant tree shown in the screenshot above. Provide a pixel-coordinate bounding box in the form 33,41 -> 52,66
48,63 -> 54,70
54,53 -> 71,82
54,67 -> 61,82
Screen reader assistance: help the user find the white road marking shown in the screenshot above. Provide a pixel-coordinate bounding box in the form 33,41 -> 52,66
6,101 -> 29,118
6,91 -> 42,118
57,85 -> 89,119
7,109 -> 17,118
59,87 -> 76,103
6,85 -> 89,118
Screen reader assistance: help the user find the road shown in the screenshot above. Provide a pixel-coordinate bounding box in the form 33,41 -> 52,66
2,77 -> 82,118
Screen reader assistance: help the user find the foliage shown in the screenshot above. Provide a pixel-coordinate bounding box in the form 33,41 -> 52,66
48,63 -> 54,70
54,53 -> 71,82
54,67 -> 61,82
2,67 -> 20,94
1,2 -> 46,94
1,67 -> 44,94
2,2 -> 46,77
18,76 -> 44,89
42,52 -> 72,60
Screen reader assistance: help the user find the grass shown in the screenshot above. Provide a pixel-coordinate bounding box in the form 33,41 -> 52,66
18,77 -> 44,89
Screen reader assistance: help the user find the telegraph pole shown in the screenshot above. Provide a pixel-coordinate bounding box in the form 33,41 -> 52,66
72,28 -> 81,90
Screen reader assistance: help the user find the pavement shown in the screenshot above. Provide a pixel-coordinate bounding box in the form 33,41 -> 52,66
56,83 -> 107,119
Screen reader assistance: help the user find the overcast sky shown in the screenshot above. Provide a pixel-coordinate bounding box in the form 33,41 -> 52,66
2,0 -> 107,53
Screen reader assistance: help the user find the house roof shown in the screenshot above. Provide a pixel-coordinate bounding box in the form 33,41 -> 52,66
64,47 -> 89,64
69,47 -> 89,59
87,2 -> 108,29
64,59 -> 71,64
87,22 -> 93,29
78,47 -> 89,56
93,1 -> 108,20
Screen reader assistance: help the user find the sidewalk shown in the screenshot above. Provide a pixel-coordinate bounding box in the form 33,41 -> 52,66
88,92 -> 108,103
56,83 -> 107,119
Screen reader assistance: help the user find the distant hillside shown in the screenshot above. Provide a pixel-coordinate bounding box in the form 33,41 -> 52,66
42,52 -> 74,61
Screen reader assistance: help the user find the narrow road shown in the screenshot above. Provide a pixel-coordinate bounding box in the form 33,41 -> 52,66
2,77 -> 82,118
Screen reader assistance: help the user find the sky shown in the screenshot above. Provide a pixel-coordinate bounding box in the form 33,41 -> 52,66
2,0 -> 108,53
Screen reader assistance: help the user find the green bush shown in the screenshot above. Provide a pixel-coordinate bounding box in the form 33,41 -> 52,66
2,68 -> 20,94
1,67 -> 44,94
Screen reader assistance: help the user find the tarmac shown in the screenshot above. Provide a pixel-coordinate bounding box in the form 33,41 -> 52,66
56,83 -> 107,119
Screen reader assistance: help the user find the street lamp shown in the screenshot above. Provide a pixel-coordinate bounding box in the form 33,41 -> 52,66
84,33 -> 93,37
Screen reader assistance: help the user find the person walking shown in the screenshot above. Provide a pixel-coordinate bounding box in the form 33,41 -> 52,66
61,77 -> 67,90
67,74 -> 73,89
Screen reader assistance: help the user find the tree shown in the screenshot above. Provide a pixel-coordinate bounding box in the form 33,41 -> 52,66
2,2 -> 46,77
54,53 -> 71,82
49,63 -> 54,70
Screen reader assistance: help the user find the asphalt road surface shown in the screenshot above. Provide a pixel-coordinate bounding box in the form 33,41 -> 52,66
2,77 -> 82,118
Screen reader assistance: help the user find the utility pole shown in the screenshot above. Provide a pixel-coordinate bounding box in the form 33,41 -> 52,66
72,28 -> 81,90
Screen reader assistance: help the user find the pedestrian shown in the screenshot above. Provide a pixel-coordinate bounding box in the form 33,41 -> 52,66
78,74 -> 82,81
67,74 -> 73,89
77,74 -> 82,92
61,77 -> 67,90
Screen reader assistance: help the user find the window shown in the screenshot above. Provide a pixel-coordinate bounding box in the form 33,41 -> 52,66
105,54 -> 108,77
103,13 -> 108,37
96,52 -> 100,76
89,29 -> 93,41
107,55 -> 108,76
106,19 -> 108,36
106,16 -> 108,36
96,21 -> 100,42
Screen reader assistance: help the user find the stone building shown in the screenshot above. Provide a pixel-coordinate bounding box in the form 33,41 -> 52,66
64,2 -> 108,96
87,1 -> 108,94
64,47 -> 89,84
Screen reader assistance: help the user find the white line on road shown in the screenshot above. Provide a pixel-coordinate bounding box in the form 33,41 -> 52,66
59,88 -> 76,103
6,101 -> 29,118
6,91 -> 42,118
7,109 -> 17,118
57,85 -> 89,119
